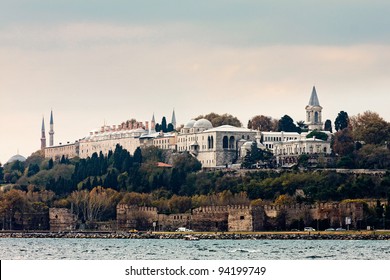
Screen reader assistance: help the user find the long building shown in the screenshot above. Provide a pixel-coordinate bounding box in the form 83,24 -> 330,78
42,87 -> 332,167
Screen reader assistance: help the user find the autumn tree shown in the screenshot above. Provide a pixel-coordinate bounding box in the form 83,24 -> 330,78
332,128 -> 355,156
195,112 -> 242,127
350,111 -> 390,145
248,115 -> 276,131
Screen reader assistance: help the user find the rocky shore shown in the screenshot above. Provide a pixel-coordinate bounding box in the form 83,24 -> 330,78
1,231 -> 390,240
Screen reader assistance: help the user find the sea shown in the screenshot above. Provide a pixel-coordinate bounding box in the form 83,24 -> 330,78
1,238 -> 390,260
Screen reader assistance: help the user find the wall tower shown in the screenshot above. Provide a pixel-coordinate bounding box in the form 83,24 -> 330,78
305,86 -> 323,131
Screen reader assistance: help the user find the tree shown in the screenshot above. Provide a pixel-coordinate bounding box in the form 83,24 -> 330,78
0,163 -> 3,183
155,123 -> 161,132
161,117 -> 167,132
324,119 -> 333,132
133,147 -> 143,165
167,123 -> 174,132
27,163 -> 40,177
195,112 -> 242,127
48,158 -> 54,170
297,120 -> 308,132
355,144 -> 390,169
335,111 -> 349,131
332,128 -> 355,156
248,115 -> 275,131
306,131 -> 329,141
350,111 -> 390,145
277,115 -> 300,132
141,146 -> 164,163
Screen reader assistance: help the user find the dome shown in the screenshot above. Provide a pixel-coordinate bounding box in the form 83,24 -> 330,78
193,118 -> 213,129
7,154 -> 26,164
184,119 -> 196,128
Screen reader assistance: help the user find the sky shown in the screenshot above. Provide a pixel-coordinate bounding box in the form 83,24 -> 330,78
1,0 -> 390,164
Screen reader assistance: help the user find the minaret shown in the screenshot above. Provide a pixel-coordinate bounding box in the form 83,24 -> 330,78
305,86 -> 323,131
49,110 -> 54,146
150,113 -> 156,133
171,109 -> 176,130
40,117 -> 46,150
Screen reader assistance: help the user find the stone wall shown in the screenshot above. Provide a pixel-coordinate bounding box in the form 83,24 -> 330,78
49,208 -> 77,232
117,205 -> 159,230
116,202 -> 364,232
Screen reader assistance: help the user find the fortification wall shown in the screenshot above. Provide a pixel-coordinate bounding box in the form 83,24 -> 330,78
49,208 -> 77,232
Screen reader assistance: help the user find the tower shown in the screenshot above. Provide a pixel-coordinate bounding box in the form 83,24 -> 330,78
40,117 -> 46,150
49,110 -> 54,146
305,86 -> 323,131
150,113 -> 156,133
171,108 -> 176,130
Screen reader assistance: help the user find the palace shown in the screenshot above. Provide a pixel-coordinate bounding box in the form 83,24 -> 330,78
42,87 -> 332,167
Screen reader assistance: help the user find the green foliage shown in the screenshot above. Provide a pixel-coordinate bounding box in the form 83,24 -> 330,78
278,115 -> 300,132
306,131 -> 328,141
324,119 -> 333,132
335,111 -> 349,131
161,117 -> 167,132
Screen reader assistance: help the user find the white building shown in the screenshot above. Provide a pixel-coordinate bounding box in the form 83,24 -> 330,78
177,119 -> 257,167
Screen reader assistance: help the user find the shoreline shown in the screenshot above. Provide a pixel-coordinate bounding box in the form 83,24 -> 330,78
1,231 -> 390,240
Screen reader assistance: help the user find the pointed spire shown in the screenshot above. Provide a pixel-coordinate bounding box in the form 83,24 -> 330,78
50,109 -> 54,125
41,116 -> 45,131
49,109 -> 54,146
150,113 -> 156,133
171,108 -> 176,129
41,116 -> 47,150
308,86 -> 320,106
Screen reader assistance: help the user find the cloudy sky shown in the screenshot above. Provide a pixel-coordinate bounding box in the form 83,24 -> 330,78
1,0 -> 390,164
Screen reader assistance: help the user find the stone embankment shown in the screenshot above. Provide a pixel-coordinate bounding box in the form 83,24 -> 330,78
1,231 -> 390,240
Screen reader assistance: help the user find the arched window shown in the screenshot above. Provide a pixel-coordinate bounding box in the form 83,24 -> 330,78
314,112 -> 319,123
208,136 -> 211,149
211,136 -> 214,149
229,136 -> 235,149
223,136 -> 228,149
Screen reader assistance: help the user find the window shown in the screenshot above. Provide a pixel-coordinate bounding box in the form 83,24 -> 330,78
223,136 -> 228,149
229,136 -> 235,149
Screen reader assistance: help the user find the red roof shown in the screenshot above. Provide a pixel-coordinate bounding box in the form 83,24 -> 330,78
156,162 -> 172,168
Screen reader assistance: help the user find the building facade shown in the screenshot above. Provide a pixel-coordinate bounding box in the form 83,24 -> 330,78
177,119 -> 257,167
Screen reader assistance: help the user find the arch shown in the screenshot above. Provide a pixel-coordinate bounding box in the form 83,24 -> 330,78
314,111 -> 319,123
223,136 -> 228,149
229,136 -> 235,149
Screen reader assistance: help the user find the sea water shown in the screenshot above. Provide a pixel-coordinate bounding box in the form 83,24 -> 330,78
1,238 -> 390,260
